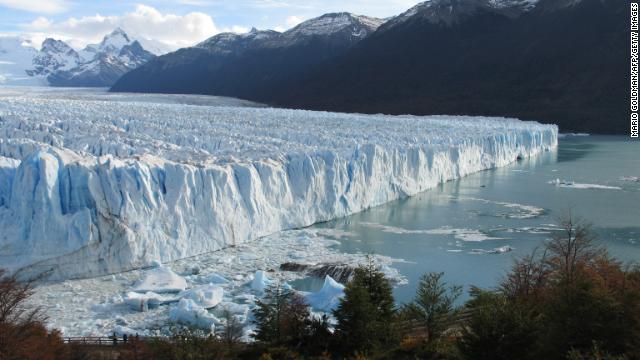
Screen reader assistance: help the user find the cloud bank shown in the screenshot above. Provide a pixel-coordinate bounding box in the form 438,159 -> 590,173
25,5 -> 220,52
0,0 -> 69,14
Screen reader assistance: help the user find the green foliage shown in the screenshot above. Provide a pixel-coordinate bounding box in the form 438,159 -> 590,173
252,282 -> 332,356
252,283 -> 311,346
142,328 -> 232,360
404,272 -> 462,343
7,217 -> 640,359
459,216 -> 640,360
333,259 -> 398,356
458,288 -> 541,360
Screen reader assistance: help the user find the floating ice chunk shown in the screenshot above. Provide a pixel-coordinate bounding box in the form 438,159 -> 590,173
620,176 -> 640,182
456,197 -> 545,219
218,302 -> 250,318
114,325 -> 138,337
179,285 -> 224,309
124,291 -> 178,312
305,276 -> 345,312
492,245 -> 513,253
549,179 -> 622,190
360,222 -> 503,242
169,299 -> 218,332
202,273 -> 229,284
469,246 -> 514,255
132,266 -> 187,293
250,270 -> 272,293
558,133 -> 590,138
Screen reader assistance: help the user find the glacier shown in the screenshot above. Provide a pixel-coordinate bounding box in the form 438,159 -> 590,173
0,91 -> 557,280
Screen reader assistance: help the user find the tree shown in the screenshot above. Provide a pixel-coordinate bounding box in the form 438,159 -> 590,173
500,248 -> 550,304
458,287 -> 541,360
460,215 -> 640,359
404,272 -> 462,343
0,269 -> 66,360
252,283 -> 312,346
333,259 -> 397,355
217,309 -> 244,349
545,215 -> 604,285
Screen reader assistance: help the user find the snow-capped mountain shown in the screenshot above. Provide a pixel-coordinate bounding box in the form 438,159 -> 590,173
28,38 -> 82,77
195,13 -> 384,53
383,0 -> 540,28
111,12 -> 384,96
47,28 -> 155,87
0,28 -> 155,87
275,0 -> 624,134
383,0 -> 586,28
279,12 -> 384,45
196,28 -> 280,54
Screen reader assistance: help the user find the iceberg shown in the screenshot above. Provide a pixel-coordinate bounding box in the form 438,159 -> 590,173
123,291 -> 178,312
250,270 -> 272,293
131,266 -> 187,293
305,275 -> 345,312
0,94 -> 558,279
548,179 -> 622,190
179,284 -> 224,309
169,298 -> 218,332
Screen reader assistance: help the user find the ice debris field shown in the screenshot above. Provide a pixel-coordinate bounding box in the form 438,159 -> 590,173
26,227 -> 402,338
0,90 -> 557,281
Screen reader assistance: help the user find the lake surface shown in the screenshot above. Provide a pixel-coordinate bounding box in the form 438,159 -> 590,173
308,136 -> 640,303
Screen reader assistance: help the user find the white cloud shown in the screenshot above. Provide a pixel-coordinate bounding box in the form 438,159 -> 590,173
285,15 -> 304,28
226,25 -> 250,34
0,0 -> 68,14
24,5 -> 220,51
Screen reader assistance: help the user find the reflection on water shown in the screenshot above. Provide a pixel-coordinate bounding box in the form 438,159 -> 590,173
309,136 -> 640,303
557,142 -> 597,162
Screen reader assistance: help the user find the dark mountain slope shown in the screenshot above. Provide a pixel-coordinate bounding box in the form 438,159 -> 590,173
111,13 -> 384,100
270,0 -> 626,133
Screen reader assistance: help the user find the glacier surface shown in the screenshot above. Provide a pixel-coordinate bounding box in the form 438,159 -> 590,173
0,91 -> 557,279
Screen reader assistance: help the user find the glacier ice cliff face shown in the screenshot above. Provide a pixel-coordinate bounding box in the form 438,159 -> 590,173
0,95 -> 557,280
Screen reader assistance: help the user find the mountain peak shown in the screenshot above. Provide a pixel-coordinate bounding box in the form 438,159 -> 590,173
98,28 -> 132,53
284,12 -> 384,39
110,27 -> 129,38
41,38 -> 74,54
385,0 -> 542,27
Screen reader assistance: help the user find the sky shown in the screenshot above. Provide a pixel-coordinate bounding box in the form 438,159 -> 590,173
0,0 -> 421,52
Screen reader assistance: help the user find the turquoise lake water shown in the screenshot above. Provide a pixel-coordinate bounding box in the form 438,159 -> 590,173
307,136 -> 640,303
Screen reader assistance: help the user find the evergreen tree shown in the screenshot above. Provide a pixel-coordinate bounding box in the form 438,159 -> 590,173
252,283 -> 311,346
458,287 -> 540,360
333,259 -> 397,355
404,272 -> 462,343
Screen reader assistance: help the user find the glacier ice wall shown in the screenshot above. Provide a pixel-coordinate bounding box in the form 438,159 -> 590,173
0,95 -> 558,280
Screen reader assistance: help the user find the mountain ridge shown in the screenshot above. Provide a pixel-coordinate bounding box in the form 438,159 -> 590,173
0,28 -> 156,87
110,12 -> 385,98
112,0 -> 625,134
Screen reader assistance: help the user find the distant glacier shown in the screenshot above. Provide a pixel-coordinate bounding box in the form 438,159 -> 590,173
0,91 -> 558,280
